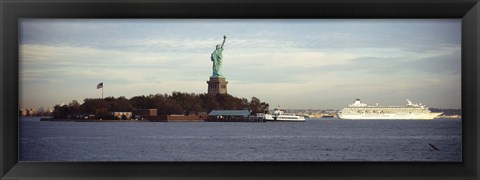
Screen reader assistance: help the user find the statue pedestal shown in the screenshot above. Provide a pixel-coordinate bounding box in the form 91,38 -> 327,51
207,77 -> 228,94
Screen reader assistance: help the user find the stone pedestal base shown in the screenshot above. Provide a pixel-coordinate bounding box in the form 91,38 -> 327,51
207,77 -> 228,94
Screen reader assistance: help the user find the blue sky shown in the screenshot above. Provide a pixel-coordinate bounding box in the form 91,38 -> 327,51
19,19 -> 461,110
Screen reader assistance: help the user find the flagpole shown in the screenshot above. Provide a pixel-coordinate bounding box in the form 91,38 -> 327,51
102,86 -> 103,99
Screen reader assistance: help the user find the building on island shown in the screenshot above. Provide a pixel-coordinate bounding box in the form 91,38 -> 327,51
132,109 -> 157,120
207,110 -> 264,122
111,112 -> 132,120
158,114 -> 208,122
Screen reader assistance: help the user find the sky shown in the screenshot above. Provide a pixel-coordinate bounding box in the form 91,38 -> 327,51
19,19 -> 461,110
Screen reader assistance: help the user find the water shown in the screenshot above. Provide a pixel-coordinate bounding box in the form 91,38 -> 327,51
19,117 -> 461,161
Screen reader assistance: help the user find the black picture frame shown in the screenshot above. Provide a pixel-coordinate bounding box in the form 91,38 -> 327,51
1,0 -> 479,179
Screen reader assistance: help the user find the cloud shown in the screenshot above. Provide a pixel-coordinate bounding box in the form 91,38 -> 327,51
19,19 -> 461,109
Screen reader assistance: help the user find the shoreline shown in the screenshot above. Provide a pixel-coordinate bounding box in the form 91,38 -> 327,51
40,118 -> 150,122
37,117 -> 460,122
39,117 -> 210,122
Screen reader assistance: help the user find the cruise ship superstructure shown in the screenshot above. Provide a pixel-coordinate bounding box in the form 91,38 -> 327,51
337,99 -> 442,120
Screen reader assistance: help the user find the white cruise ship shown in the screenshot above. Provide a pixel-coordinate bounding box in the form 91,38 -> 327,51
337,99 -> 442,120
262,108 -> 305,122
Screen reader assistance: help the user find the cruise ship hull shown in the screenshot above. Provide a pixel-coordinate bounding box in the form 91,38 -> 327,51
337,99 -> 443,120
337,112 -> 442,120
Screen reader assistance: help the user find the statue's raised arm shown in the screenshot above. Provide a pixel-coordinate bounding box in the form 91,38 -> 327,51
221,35 -> 226,48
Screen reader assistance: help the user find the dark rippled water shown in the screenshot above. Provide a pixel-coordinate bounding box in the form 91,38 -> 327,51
19,117 -> 461,161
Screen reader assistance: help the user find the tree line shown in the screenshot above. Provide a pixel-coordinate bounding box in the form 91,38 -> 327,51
53,92 -> 269,119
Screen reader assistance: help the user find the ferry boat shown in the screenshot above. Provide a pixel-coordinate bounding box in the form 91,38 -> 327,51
337,99 -> 442,120
262,108 -> 305,122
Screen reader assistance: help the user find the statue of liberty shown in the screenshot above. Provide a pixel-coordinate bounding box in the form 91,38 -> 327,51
211,35 -> 226,77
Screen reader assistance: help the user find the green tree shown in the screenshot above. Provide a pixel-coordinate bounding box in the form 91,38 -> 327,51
111,96 -> 133,112
80,98 -> 110,115
249,97 -> 269,113
68,100 -> 81,118
52,92 -> 270,118
53,105 -> 69,118
200,93 -> 220,112
129,95 -> 154,109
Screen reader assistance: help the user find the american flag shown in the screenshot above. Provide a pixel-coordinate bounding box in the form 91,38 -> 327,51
97,82 -> 103,89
